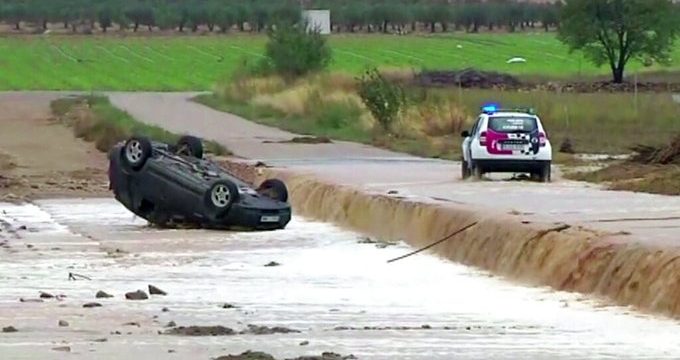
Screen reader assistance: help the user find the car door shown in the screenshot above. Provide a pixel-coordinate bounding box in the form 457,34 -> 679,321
463,116 -> 482,162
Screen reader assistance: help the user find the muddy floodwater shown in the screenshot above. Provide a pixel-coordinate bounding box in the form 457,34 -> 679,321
2,199 -> 680,359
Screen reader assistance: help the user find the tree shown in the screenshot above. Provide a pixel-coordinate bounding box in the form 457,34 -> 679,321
539,4 -> 559,32
3,2 -> 27,30
98,5 -> 114,33
211,6 -> 235,33
124,3 -> 154,32
263,21 -> 332,78
356,67 -> 405,133
558,0 -> 680,83
154,4 -> 181,31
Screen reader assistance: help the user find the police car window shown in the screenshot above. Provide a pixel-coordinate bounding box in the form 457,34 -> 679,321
471,116 -> 482,135
488,117 -> 537,133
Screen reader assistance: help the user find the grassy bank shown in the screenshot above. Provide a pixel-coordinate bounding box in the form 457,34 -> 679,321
194,74 -> 460,159
444,89 -> 680,154
4,33 -> 680,90
51,95 -> 229,155
196,73 -> 680,161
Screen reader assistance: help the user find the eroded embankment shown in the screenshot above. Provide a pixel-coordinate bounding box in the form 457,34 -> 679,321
241,164 -> 680,320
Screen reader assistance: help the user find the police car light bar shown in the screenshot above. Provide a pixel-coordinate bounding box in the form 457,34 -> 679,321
481,103 -> 536,115
481,103 -> 499,114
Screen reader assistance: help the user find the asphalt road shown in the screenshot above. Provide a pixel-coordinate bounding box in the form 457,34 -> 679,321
109,92 -> 680,248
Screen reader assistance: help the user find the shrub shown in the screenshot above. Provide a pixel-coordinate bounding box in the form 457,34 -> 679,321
262,21 -> 332,79
356,68 -> 406,132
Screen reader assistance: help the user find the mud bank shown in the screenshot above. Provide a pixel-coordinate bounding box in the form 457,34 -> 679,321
248,166 -> 680,320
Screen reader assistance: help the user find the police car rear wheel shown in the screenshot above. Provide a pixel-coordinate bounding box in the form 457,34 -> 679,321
471,161 -> 483,180
461,160 -> 471,180
539,162 -> 551,183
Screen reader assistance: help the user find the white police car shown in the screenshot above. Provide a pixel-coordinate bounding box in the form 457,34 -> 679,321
461,103 -> 552,182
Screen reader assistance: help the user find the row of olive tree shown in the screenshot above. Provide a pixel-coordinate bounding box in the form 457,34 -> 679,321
326,1 -> 561,33
0,0 -> 561,33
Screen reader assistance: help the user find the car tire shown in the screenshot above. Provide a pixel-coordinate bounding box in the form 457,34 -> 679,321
176,135 -> 204,159
257,178 -> 288,202
122,136 -> 152,171
204,179 -> 239,220
461,160 -> 471,180
471,161 -> 483,180
539,162 -> 551,183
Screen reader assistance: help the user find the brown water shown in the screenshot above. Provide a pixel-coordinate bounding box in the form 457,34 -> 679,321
262,169 -> 680,320
3,198 -> 680,359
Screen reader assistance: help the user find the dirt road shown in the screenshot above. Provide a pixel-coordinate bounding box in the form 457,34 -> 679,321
108,92 -> 680,248
0,92 -> 108,201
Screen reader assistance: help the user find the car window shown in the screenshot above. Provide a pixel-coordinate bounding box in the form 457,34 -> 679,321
488,116 -> 537,133
471,116 -> 483,136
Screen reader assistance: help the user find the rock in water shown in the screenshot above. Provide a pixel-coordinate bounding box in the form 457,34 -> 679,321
164,325 -> 235,336
215,351 -> 276,360
148,285 -> 167,296
96,290 -> 113,298
125,290 -> 148,300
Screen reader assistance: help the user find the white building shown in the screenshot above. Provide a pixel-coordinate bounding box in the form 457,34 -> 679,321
302,10 -> 331,35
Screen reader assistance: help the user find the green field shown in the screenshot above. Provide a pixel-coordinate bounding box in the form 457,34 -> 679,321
3,33 -> 680,91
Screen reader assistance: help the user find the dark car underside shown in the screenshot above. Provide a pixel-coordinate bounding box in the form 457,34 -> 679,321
108,135 -> 292,231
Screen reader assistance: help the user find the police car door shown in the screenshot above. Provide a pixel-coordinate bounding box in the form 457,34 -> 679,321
464,116 -> 483,162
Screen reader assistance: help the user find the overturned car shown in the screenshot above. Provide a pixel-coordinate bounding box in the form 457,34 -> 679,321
108,135 -> 291,231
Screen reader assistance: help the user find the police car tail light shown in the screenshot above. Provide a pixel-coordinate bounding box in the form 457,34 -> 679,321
479,131 -> 487,146
539,132 -> 547,147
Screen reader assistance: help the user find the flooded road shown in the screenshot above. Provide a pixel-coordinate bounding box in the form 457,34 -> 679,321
1,198 -> 680,359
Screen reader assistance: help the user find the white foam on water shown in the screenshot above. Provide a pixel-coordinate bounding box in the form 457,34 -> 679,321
1,198 -> 680,359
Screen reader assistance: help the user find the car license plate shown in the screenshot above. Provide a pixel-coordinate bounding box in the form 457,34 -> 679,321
502,144 -> 524,151
260,215 -> 280,223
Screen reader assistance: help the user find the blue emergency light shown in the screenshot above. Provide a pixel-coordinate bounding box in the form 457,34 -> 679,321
481,103 -> 499,114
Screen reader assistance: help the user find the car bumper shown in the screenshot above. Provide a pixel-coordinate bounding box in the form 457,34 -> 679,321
475,159 -> 550,173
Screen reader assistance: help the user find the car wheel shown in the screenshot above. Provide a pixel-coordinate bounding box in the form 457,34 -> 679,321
461,160 -> 471,180
176,135 -> 204,159
257,178 -> 288,202
122,136 -> 152,171
539,162 -> 552,183
471,161 -> 483,180
204,180 -> 239,219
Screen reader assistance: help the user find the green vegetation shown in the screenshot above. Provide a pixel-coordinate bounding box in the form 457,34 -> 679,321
196,72 -> 680,161
195,75 -> 375,146
558,0 -> 680,83
0,0 -> 564,35
51,95 -> 229,155
5,33 -> 680,90
258,21 -> 332,78
357,67 -> 406,132
447,89 -> 680,154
